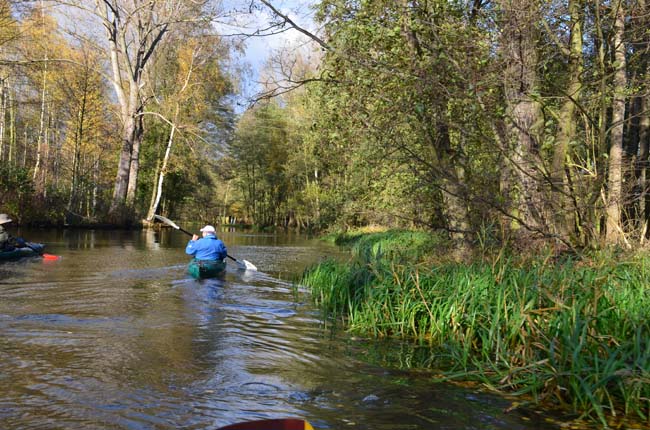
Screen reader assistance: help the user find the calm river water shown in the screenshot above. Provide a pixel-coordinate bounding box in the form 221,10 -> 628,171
0,227 -> 561,429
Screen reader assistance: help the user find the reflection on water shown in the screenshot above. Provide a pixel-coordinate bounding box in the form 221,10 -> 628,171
0,228 -> 560,429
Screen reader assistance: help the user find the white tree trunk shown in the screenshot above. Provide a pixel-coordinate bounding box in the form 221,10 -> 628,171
146,123 -> 176,220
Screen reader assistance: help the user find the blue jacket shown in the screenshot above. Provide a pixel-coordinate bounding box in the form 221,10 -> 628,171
185,235 -> 228,261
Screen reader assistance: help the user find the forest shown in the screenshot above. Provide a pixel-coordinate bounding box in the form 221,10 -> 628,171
4,1 -> 650,424
1,0 -> 649,253
0,0 -> 236,226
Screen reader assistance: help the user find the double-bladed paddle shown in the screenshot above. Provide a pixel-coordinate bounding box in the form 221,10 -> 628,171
154,214 -> 257,271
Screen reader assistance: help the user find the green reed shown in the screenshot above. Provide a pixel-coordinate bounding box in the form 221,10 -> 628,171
300,240 -> 650,424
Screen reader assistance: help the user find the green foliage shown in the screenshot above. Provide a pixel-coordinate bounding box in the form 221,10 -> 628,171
229,96 -> 333,230
230,101 -> 289,227
0,165 -> 33,217
306,0 -> 501,234
298,0 -> 650,249
0,165 -> 67,223
137,32 -> 236,222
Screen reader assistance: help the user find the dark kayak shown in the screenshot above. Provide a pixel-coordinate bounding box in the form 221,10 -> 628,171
0,242 -> 45,261
188,259 -> 226,279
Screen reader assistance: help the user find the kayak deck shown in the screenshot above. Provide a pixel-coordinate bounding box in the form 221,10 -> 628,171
0,243 -> 45,261
188,259 -> 226,279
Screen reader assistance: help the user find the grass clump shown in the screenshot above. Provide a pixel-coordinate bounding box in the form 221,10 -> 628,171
301,231 -> 650,425
324,228 -> 449,263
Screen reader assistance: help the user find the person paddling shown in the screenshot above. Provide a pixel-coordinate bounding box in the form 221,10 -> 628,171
0,214 -> 26,251
185,225 -> 228,262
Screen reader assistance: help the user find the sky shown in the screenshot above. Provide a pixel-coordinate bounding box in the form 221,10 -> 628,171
219,0 -> 320,111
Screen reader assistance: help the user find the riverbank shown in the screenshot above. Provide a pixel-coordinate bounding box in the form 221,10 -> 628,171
300,229 -> 650,426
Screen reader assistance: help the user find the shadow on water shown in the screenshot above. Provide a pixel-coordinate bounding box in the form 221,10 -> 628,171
0,228 -> 564,429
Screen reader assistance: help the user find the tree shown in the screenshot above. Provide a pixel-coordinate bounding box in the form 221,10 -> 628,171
548,0 -> 584,240
144,34 -> 234,221
231,101 -> 290,227
496,0 -> 549,238
58,0 -> 217,222
605,0 -> 627,245
303,0 -> 498,240
54,43 -> 113,220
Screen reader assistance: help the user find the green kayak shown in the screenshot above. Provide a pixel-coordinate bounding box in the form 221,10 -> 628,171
188,259 -> 226,279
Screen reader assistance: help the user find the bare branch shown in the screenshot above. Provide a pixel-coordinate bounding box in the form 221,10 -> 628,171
258,0 -> 329,50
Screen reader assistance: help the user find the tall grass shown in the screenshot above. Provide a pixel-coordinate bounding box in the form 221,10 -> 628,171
301,233 -> 650,424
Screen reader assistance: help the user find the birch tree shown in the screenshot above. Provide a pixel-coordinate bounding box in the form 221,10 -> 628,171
145,43 -> 197,221
144,31 -> 233,220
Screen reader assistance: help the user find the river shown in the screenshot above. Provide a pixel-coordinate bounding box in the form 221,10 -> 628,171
0,227 -> 561,429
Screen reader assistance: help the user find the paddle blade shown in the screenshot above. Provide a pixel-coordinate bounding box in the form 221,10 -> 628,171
228,255 -> 258,271
241,259 -> 257,271
153,214 -> 180,230
41,253 -> 60,261
217,419 -> 313,430
232,259 -> 257,271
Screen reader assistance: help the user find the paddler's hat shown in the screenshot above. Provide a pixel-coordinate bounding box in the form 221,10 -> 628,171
0,214 -> 12,224
200,225 -> 216,234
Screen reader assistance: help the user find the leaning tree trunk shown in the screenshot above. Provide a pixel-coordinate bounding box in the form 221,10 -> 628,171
146,122 -> 176,221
